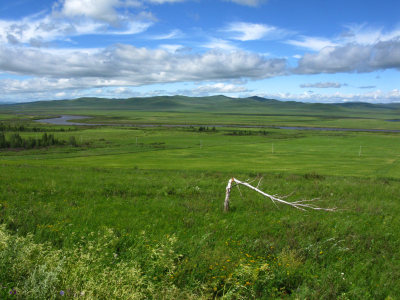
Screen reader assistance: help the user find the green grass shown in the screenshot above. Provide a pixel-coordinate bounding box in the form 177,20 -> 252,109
1,110 -> 400,299
2,127 -> 400,178
4,95 -> 400,130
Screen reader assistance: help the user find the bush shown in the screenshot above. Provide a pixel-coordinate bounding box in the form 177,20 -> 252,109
0,226 -> 201,299
68,136 -> 77,147
0,133 -> 76,150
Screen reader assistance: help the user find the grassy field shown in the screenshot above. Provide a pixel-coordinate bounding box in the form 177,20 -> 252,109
4,96 -> 400,129
1,101 -> 400,299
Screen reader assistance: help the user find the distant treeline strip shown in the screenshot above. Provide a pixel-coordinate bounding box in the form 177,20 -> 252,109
0,132 -> 78,149
0,123 -> 76,132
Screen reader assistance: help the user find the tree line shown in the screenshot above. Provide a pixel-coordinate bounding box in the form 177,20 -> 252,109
0,132 -> 78,149
0,123 -> 76,132
227,130 -> 269,136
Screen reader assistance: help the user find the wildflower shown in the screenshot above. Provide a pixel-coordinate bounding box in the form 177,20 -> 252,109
60,290 -> 65,296
213,287 -> 217,291
319,251 -> 323,254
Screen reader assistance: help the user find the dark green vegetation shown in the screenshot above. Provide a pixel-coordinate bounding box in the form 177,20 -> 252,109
0,132 -> 80,149
1,97 -> 400,299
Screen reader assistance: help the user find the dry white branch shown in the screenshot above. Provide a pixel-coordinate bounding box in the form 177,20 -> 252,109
224,177 -> 336,212
256,177 -> 263,189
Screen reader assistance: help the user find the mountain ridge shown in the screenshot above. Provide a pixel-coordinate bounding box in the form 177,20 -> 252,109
2,96 -> 400,118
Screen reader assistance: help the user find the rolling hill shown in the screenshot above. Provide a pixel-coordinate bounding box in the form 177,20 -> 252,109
2,95 -> 400,118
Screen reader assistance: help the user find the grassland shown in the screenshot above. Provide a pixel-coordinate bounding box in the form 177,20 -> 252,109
4,96 -> 400,129
1,98 -> 400,299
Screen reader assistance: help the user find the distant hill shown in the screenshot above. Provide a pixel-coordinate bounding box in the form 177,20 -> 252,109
2,96 -> 400,118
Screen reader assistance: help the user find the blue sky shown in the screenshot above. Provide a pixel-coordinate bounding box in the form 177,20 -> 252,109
0,0 -> 399,103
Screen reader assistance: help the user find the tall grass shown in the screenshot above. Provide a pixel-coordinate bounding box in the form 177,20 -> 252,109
1,118 -> 400,298
1,164 -> 400,299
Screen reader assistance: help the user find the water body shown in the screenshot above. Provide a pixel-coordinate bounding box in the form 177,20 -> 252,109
36,115 -> 400,133
35,115 -> 102,126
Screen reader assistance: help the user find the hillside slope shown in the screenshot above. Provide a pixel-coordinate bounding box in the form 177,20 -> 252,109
3,96 -> 400,119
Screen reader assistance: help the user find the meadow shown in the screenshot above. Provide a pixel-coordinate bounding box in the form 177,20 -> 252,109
1,99 -> 400,299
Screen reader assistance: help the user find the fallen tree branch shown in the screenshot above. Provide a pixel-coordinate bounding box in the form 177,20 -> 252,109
224,177 -> 336,212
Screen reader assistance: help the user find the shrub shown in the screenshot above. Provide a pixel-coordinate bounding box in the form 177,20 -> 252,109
0,226 -> 201,299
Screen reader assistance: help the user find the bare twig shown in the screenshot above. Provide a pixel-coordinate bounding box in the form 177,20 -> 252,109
256,176 -> 263,189
224,177 -> 336,212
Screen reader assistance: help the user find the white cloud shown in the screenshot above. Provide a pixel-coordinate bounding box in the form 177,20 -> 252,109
300,82 -> 344,88
295,39 -> 400,74
286,36 -> 338,51
254,89 -> 400,103
159,44 -> 184,52
358,85 -> 376,89
55,91 -> 67,97
340,23 -> 400,45
193,83 -> 248,94
0,12 -> 153,46
224,0 -> 267,7
60,0 -> 120,24
288,25 -> 400,75
0,44 -> 287,91
114,87 -> 130,93
224,22 -> 278,41
202,38 -> 238,51
57,0 -> 155,23
288,24 -> 400,53
149,29 -> 183,40
144,0 -> 186,3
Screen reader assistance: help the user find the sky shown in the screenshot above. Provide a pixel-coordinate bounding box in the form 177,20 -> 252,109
0,0 -> 399,103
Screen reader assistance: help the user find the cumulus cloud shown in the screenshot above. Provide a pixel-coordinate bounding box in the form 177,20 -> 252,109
288,25 -> 400,52
193,83 -> 249,94
340,23 -> 400,45
255,89 -> 400,103
289,25 -> 400,75
60,0 -> 121,24
300,82 -> 344,88
295,39 -> 400,74
0,44 -> 287,88
1,2 -> 399,103
0,12 -> 153,46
